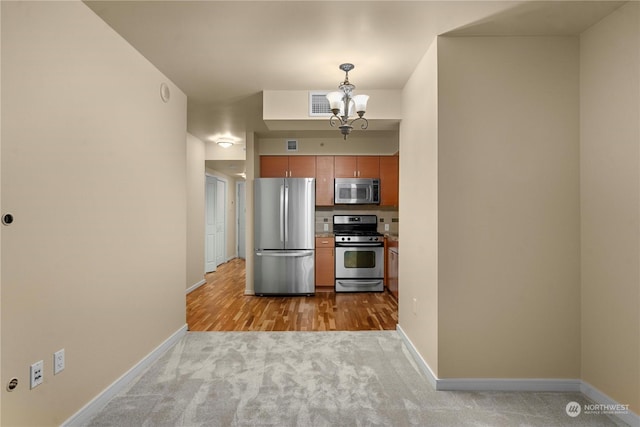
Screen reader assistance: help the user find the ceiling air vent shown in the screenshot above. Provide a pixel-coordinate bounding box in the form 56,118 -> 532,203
309,91 -> 332,116
286,139 -> 298,152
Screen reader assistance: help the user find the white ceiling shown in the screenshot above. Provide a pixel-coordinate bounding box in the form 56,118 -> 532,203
85,0 -> 623,146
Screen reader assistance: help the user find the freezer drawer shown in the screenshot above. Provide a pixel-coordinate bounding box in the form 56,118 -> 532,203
254,250 -> 315,295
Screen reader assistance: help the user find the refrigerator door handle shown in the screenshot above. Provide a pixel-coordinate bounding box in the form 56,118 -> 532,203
279,184 -> 284,243
284,185 -> 289,243
255,250 -> 314,257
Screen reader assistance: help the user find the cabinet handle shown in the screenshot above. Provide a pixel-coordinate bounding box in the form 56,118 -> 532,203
321,240 -> 328,244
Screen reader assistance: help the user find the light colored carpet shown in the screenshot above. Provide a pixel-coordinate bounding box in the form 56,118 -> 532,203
86,331 -> 626,426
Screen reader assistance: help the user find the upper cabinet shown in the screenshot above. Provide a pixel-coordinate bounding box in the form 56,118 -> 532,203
315,156 -> 334,206
259,154 -> 398,207
379,156 -> 399,207
334,156 -> 380,178
260,156 -> 316,178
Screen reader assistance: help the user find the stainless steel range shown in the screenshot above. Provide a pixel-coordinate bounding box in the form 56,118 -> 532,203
333,215 -> 384,292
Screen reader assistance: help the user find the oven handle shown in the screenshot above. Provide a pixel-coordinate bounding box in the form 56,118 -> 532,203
335,242 -> 384,247
337,280 -> 383,286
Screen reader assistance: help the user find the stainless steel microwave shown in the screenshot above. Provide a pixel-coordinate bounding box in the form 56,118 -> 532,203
334,178 -> 380,205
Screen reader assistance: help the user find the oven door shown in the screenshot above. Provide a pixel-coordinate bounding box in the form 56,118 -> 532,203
335,244 -> 384,279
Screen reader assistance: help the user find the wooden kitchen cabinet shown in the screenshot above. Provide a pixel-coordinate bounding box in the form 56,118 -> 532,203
315,237 -> 335,288
260,156 -> 316,178
260,156 -> 288,177
334,156 -> 379,178
379,155 -> 399,207
315,156 -> 334,206
289,156 -> 316,177
387,241 -> 398,300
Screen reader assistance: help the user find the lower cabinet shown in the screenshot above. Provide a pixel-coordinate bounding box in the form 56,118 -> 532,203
315,237 -> 335,288
387,244 -> 398,300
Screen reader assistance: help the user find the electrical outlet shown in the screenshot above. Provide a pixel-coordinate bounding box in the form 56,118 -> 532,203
54,349 -> 65,375
323,223 -> 329,232
30,360 -> 44,389
412,298 -> 418,315
384,224 -> 390,231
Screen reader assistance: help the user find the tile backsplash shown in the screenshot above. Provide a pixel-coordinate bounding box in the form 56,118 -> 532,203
315,207 -> 399,235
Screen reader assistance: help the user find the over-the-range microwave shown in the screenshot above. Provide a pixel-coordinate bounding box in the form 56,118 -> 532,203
334,178 -> 380,205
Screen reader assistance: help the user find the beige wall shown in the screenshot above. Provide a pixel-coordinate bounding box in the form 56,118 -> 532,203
1,2 -> 187,425
437,36 -> 581,378
186,133 -> 206,289
0,0 -> 3,419
399,36 -> 582,380
397,9 -> 639,414
398,38 -> 440,374
580,2 -> 640,413
257,132 -> 398,156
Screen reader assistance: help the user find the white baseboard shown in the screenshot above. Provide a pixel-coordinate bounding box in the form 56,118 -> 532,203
61,324 -> 188,427
396,324 -> 438,389
396,324 -> 638,426
436,378 -> 581,392
186,279 -> 206,294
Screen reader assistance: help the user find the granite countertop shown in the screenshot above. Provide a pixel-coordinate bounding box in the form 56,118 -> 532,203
315,233 -> 334,238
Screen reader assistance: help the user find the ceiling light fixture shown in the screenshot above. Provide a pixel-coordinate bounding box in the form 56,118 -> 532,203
326,63 -> 369,140
216,138 -> 234,148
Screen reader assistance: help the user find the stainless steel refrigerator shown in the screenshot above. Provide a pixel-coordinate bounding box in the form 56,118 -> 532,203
254,178 -> 315,295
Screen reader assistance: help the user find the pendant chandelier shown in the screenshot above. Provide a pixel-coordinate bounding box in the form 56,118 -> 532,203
326,63 -> 369,140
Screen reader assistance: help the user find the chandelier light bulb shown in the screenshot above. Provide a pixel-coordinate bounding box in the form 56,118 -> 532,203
352,94 -> 369,115
326,92 -> 344,113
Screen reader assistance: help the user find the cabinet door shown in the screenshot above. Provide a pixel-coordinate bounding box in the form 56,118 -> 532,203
379,156 -> 399,206
316,156 -> 334,206
388,249 -> 398,299
356,156 -> 380,178
260,156 -> 289,178
334,156 -> 358,178
288,156 -> 316,178
315,237 -> 335,287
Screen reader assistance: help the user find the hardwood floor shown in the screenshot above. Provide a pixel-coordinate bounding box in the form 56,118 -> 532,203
187,258 -> 399,331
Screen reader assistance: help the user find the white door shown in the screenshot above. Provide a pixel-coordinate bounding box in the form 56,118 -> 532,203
215,179 -> 226,266
237,181 -> 246,259
205,175 -> 217,273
